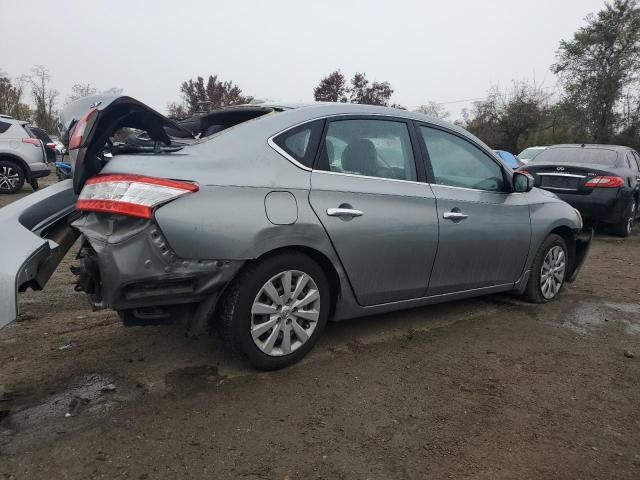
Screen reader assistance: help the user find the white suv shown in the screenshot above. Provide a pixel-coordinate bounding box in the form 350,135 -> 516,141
0,117 -> 51,193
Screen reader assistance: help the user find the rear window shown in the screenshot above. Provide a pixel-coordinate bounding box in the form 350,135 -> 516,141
532,147 -> 618,165
273,120 -> 324,168
30,127 -> 53,143
518,147 -> 544,161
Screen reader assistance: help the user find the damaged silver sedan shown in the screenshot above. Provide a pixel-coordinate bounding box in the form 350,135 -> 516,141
0,96 -> 591,369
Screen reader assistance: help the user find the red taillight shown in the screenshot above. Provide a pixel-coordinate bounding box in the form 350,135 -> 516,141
514,167 -> 534,179
76,174 -> 199,219
22,138 -> 41,147
46,142 -> 56,151
584,176 -> 624,188
69,107 -> 98,150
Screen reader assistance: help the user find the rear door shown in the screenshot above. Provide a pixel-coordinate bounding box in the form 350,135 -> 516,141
417,125 -> 531,295
309,116 -> 439,306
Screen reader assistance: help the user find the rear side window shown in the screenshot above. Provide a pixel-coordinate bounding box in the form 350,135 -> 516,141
533,147 -> 617,165
316,118 -> 417,181
273,120 -> 324,168
0,121 -> 10,134
30,127 -> 53,143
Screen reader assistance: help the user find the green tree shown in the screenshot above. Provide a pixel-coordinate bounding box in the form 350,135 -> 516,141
170,75 -> 252,116
312,71 -> 394,106
552,0 -> 640,142
313,70 -> 348,102
0,73 -> 31,120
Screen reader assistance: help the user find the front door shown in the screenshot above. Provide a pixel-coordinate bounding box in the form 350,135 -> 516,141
417,125 -> 531,295
309,117 -> 438,306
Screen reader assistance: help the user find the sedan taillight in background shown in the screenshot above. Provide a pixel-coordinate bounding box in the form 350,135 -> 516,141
45,142 -> 56,151
76,174 -> 199,219
584,176 -> 624,188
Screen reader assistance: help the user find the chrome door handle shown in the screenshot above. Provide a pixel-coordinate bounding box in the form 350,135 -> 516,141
327,207 -> 364,218
443,211 -> 468,221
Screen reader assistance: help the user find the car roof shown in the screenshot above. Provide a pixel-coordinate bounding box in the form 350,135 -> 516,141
0,116 -> 29,126
249,101 -> 462,131
547,144 -> 631,152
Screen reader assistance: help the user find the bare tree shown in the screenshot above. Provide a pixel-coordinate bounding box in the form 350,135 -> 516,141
414,101 -> 451,120
30,65 -> 58,132
66,83 -> 97,103
462,82 -> 552,152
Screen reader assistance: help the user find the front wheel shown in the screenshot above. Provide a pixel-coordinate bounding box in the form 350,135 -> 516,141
218,252 -> 330,370
522,234 -> 568,304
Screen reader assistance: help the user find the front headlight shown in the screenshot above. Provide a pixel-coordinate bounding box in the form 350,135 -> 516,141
574,208 -> 583,230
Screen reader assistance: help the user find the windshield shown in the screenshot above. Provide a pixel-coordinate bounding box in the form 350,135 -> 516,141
532,147 -> 618,165
518,147 -> 544,161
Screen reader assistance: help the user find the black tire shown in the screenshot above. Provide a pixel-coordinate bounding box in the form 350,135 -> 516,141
611,200 -> 635,238
0,160 -> 25,194
218,252 -> 331,370
521,234 -> 569,304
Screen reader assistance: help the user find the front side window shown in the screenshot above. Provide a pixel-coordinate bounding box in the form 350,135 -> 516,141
420,126 -> 506,192
317,119 -> 417,181
273,120 -> 323,168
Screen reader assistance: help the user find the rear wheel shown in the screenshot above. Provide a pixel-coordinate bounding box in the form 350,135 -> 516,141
612,200 -> 635,238
0,160 -> 25,194
522,234 -> 568,304
219,252 -> 330,370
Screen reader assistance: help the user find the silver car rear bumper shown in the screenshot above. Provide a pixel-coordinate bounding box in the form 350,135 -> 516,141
0,180 -> 77,328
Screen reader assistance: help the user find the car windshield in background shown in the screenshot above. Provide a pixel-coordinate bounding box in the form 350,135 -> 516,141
519,148 -> 544,161
532,147 -> 618,165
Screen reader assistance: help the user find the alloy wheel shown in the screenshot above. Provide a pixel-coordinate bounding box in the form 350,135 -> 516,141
250,270 -> 321,357
0,165 -> 20,192
540,245 -> 566,300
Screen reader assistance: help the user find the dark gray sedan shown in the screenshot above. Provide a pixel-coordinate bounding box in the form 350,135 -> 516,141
0,96 -> 590,369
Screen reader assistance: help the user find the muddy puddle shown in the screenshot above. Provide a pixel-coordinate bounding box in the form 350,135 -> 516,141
560,302 -> 640,336
0,373 -> 143,454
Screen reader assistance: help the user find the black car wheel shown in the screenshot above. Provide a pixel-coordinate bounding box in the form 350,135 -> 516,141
522,234 -> 568,304
218,252 -> 330,370
0,160 -> 25,194
612,200 -> 635,238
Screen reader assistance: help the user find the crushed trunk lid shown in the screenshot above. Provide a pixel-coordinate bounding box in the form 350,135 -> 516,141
58,95 -> 194,194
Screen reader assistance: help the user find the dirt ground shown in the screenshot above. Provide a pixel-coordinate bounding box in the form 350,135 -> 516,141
0,177 -> 639,480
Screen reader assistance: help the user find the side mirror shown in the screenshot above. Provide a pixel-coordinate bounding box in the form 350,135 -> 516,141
512,171 -> 535,193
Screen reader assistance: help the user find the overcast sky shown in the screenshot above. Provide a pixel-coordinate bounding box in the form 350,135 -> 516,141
1,0 -> 606,120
